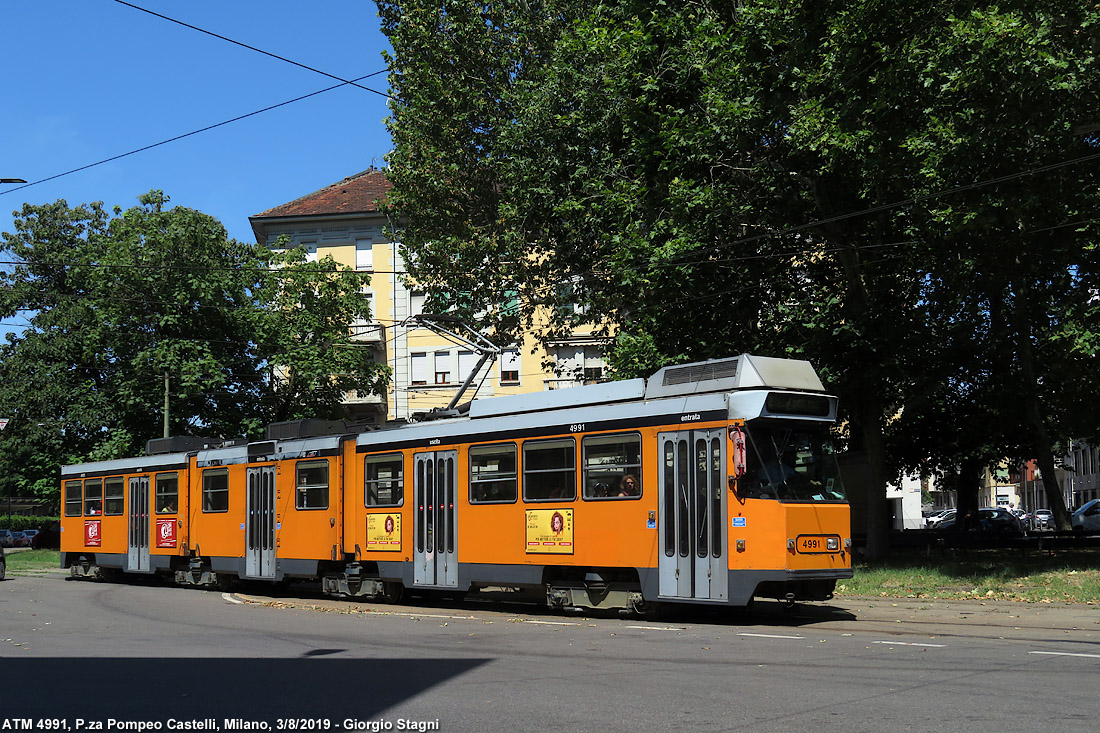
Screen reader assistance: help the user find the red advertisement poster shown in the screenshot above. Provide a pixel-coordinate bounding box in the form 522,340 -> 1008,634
84,520 -> 101,547
156,518 -> 177,548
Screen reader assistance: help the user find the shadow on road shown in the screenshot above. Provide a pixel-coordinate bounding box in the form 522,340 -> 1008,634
8,657 -> 490,720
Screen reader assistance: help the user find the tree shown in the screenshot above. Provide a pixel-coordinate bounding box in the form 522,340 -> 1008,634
380,0 -> 1100,549
0,191 -> 388,511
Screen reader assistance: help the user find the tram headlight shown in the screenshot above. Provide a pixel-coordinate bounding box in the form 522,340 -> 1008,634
826,537 -> 839,551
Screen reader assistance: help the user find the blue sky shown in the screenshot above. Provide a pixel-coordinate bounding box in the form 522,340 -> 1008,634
1,0 -> 394,336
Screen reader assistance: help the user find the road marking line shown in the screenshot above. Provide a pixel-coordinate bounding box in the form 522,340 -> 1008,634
1029,651 -> 1100,660
522,619 -> 583,626
390,612 -> 477,620
739,632 -> 804,640
624,625 -> 684,631
222,593 -> 243,605
871,641 -> 946,648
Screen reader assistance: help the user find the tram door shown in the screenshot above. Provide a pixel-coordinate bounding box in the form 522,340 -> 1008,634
245,466 -> 277,579
413,451 -> 458,588
127,476 -> 151,572
658,430 -> 728,601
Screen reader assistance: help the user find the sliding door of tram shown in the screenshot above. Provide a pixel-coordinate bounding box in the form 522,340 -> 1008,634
245,465 -> 277,579
413,451 -> 458,588
658,430 -> 728,601
127,476 -> 151,572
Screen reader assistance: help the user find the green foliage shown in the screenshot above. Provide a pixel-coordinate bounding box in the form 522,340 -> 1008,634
0,191 -> 389,512
381,0 -> 1100,542
0,515 -> 58,532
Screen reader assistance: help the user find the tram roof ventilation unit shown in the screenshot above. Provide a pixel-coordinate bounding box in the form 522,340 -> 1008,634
145,435 -> 218,455
265,419 -> 351,440
643,354 -> 825,400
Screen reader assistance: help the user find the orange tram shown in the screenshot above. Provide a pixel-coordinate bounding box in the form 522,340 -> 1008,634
60,354 -> 852,612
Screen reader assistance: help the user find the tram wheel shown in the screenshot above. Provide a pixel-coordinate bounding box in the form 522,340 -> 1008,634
379,581 -> 404,603
215,573 -> 234,592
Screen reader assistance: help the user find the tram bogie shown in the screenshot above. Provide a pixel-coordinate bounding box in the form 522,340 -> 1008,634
60,354 -> 853,616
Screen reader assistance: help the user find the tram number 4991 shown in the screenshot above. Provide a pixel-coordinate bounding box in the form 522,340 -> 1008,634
569,423 -> 585,433
796,536 -> 837,553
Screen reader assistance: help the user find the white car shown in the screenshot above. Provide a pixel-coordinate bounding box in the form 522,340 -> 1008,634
926,509 -> 955,529
1071,500 -> 1100,533
1031,509 -> 1054,531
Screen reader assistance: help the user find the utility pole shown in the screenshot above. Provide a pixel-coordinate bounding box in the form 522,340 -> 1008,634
163,372 -> 170,438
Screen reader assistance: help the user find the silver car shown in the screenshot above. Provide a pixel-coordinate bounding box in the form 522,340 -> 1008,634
1032,509 -> 1054,531
1071,500 -> 1100,533
0,529 -> 13,548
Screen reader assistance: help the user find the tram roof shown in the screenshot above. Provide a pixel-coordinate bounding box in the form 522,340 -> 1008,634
469,353 -> 823,420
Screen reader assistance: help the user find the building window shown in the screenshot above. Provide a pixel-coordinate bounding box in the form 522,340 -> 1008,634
410,291 -> 426,317
301,242 -> 318,263
65,480 -> 82,517
296,460 -> 329,510
411,352 -> 428,385
524,439 -> 576,501
365,453 -> 404,507
155,473 -> 179,514
202,468 -> 229,513
583,433 -> 642,499
104,477 -> 125,516
352,292 -> 375,336
470,444 -> 518,503
84,479 -> 103,516
500,348 -> 520,383
458,350 -> 477,385
355,239 -> 374,271
435,351 -> 452,384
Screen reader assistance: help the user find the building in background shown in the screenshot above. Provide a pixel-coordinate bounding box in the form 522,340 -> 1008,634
249,169 -> 609,423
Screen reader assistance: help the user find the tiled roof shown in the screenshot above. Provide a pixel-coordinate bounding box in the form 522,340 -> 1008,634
251,169 -> 391,220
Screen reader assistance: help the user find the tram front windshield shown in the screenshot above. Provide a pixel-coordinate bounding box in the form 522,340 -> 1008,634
740,422 -> 846,502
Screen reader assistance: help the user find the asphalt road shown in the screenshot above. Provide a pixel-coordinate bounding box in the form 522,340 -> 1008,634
2,572 -> 1099,732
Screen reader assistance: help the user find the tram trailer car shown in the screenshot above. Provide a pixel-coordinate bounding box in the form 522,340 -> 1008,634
60,354 -> 852,612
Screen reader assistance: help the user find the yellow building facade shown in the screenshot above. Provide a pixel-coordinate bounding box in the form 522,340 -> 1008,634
249,169 -> 608,424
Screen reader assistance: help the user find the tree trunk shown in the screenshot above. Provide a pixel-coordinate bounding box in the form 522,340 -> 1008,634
1013,279 -> 1072,529
856,401 -> 890,561
955,459 -> 982,518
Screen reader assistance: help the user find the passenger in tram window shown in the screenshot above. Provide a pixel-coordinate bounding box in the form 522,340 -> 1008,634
618,474 -> 640,497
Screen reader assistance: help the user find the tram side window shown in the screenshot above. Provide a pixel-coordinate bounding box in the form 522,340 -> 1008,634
64,480 -> 83,517
365,454 -> 403,507
202,468 -> 229,513
104,477 -> 125,516
470,444 -> 517,503
523,439 -> 576,501
583,433 -> 642,500
84,479 -> 103,515
155,473 -> 179,514
296,460 -> 329,510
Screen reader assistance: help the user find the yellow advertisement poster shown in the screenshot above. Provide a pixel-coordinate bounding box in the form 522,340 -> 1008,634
366,513 -> 402,552
525,509 -> 574,555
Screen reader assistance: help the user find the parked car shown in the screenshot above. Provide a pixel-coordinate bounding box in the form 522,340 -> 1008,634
9,531 -> 26,547
19,529 -> 39,547
0,529 -> 13,548
1031,509 -> 1054,531
31,523 -> 60,550
1071,499 -> 1100,533
926,509 -> 956,529
939,507 -> 1024,534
